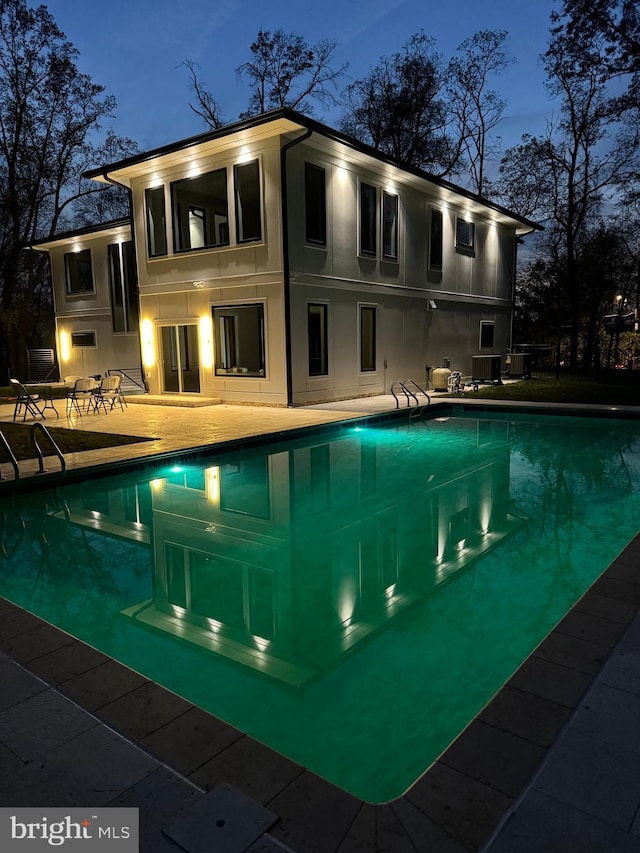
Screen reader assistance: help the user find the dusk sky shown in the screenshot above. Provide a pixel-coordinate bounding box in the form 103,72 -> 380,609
43,0 -> 559,167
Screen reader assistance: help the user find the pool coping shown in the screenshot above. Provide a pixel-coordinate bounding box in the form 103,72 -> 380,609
1,401 -> 640,851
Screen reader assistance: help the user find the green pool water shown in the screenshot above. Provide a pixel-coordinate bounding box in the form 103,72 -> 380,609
1,411 -> 639,802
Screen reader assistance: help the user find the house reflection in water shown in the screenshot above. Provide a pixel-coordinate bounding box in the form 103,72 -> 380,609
113,417 -> 522,686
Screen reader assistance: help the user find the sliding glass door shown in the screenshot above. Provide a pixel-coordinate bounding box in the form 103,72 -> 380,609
161,324 -> 200,393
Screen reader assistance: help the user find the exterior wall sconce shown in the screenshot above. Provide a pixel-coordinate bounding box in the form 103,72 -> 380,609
193,280 -> 206,289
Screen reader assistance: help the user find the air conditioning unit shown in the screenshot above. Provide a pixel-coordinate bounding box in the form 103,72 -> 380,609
471,355 -> 502,383
504,352 -> 531,378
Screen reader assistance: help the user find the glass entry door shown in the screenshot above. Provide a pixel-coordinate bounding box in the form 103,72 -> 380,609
161,324 -> 200,393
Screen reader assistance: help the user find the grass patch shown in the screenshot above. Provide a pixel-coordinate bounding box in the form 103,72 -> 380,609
0,422 -> 151,461
451,377 -> 640,406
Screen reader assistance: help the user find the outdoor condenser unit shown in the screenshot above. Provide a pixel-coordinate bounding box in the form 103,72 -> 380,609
471,355 -> 502,383
505,352 -> 531,378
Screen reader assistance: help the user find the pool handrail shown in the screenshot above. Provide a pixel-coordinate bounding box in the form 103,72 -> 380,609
30,423 -> 66,479
0,430 -> 20,482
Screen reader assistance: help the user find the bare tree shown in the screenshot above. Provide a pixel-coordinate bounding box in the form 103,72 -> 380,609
447,30 -> 515,196
496,27 -> 639,367
237,29 -> 347,117
338,32 -> 459,175
181,58 -> 225,129
183,28 -> 347,129
0,0 -> 136,379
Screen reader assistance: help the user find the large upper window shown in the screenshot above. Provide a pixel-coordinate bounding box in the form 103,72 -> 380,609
172,168 -> 229,252
456,217 -> 475,256
146,186 -> 167,257
213,303 -> 265,377
304,163 -> 326,245
308,303 -> 328,376
429,208 -> 443,270
360,183 -> 377,256
108,241 -> 139,333
64,249 -> 94,294
382,191 -> 398,260
360,305 -> 376,372
234,160 -> 261,243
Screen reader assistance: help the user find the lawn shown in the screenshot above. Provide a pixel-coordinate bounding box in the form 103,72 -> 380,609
449,377 -> 640,407
0,421 -> 151,461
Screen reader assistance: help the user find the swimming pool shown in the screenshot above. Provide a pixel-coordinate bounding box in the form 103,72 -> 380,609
1,410 -> 639,802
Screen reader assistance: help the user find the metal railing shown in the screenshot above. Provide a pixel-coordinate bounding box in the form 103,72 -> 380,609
107,367 -> 147,393
30,423 -> 66,478
0,431 -> 20,482
391,379 -> 431,409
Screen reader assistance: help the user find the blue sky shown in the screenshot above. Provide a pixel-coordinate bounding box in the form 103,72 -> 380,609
43,0 -> 558,160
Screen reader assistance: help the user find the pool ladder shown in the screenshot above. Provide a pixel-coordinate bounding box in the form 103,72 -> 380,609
0,424 -> 66,483
391,379 -> 431,410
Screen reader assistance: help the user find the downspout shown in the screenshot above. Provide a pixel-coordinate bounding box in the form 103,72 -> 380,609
101,171 -> 148,392
281,128 -> 312,407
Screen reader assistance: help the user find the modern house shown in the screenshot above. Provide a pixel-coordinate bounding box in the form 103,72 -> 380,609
32,108 -> 541,404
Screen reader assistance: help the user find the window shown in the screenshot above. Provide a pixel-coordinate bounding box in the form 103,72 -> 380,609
213,303 -> 265,377
64,249 -> 94,294
429,208 -> 443,270
172,168 -> 229,252
108,241 -> 139,333
455,217 -> 475,255
382,191 -> 398,260
360,305 -> 376,372
145,186 -> 167,257
308,303 -> 328,376
360,183 -> 377,256
71,330 -> 96,348
234,160 -> 262,243
479,321 -> 495,350
304,163 -> 326,245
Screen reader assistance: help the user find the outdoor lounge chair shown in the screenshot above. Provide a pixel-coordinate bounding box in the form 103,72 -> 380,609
10,378 -> 46,422
66,377 -> 97,416
92,374 -> 125,413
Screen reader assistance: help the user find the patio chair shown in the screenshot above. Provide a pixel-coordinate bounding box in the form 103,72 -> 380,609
10,378 -> 46,422
66,377 -> 97,416
92,374 -> 125,413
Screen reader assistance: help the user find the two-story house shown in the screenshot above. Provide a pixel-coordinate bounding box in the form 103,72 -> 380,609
32,108 -> 540,405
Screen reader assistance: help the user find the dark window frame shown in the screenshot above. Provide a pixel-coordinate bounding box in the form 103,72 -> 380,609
171,167 -> 229,253
479,320 -> 495,350
145,186 -> 168,258
234,159 -> 262,244
304,162 -> 327,246
71,330 -> 97,348
429,208 -> 443,270
307,302 -> 328,376
64,249 -> 94,295
108,241 -> 139,334
382,191 -> 399,261
213,303 -> 266,378
359,182 -> 377,257
359,305 -> 377,373
455,216 -> 476,257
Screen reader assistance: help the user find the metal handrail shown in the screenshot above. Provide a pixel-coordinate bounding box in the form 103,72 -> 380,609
390,379 -> 431,409
402,379 -> 431,406
390,380 -> 416,408
107,367 -> 146,392
0,431 -> 20,482
30,423 -> 66,478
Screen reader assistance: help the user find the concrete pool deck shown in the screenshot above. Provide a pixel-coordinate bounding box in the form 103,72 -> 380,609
0,393 -> 639,851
